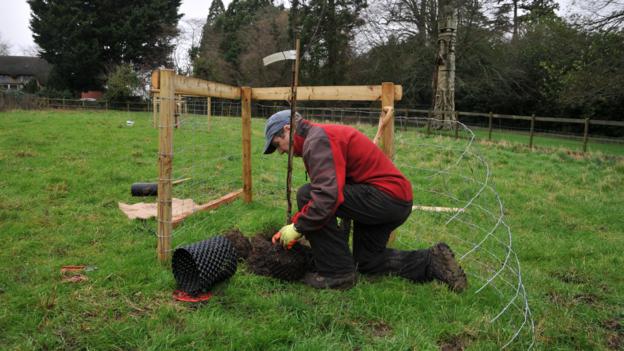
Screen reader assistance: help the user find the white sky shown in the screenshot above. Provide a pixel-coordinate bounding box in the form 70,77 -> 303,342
0,0 -> 223,55
0,0 -> 583,56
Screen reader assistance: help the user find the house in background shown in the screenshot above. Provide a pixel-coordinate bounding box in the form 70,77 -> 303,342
0,56 -> 51,91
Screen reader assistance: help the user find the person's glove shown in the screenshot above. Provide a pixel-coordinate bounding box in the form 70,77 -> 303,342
271,223 -> 302,249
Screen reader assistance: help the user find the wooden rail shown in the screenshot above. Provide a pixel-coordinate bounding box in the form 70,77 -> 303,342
251,85 -> 402,101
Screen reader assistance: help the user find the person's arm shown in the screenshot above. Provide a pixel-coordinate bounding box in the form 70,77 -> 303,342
292,129 -> 345,232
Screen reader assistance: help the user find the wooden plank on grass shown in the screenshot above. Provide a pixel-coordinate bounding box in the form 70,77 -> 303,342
412,205 -> 465,213
172,190 -> 243,227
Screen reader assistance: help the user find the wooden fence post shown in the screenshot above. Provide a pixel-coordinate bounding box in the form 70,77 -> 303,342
157,69 -> 175,264
381,82 -> 397,245
152,95 -> 157,128
426,111 -> 432,136
207,96 -> 211,131
454,111 -> 459,139
241,87 -> 252,203
126,102 -> 130,112
488,112 -> 493,141
381,82 -> 395,158
529,113 -> 536,149
583,118 -> 590,153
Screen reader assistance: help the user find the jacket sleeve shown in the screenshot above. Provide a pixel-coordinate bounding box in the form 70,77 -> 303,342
292,129 -> 344,232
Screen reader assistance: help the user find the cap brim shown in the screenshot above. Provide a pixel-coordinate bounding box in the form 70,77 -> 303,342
263,138 -> 276,154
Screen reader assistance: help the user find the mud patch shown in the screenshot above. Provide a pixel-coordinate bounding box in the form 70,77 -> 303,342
547,290 -> 600,307
572,293 -> 599,305
551,269 -> 589,284
603,318 -> 623,350
439,334 -> 470,351
366,320 -> 392,338
247,232 -> 314,281
15,150 -> 36,158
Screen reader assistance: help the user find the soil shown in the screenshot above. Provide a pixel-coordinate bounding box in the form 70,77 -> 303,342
439,332 -> 474,351
603,318 -> 623,350
246,230 -> 314,282
223,229 -> 252,260
550,269 -> 589,284
222,227 -> 314,281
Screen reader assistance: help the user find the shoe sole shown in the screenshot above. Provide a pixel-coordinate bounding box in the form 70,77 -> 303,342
432,243 -> 468,293
302,273 -> 357,290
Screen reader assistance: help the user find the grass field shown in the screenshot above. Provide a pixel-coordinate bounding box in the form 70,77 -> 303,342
1,109 -> 623,350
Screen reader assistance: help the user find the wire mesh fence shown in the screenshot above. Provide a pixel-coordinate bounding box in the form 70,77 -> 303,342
149,104 -> 536,349
2,90 -> 622,147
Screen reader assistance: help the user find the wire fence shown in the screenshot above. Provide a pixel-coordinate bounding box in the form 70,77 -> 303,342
153,104 -> 536,349
1,91 -> 622,150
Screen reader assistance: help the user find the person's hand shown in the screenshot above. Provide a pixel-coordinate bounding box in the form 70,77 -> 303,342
271,223 -> 302,249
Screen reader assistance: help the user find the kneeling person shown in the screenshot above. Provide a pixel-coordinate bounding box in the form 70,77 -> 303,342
264,110 -> 467,292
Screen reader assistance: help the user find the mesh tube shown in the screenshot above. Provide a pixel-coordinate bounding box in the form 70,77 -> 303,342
172,236 -> 238,295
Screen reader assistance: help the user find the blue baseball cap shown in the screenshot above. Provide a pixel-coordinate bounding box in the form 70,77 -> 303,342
263,110 -> 293,154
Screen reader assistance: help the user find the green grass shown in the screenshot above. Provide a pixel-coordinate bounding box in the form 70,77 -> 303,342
1,109 -> 623,350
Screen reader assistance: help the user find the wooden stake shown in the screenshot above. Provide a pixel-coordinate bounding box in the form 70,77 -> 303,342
286,36 -> 301,224
426,112 -> 432,135
207,96 -> 211,131
380,83 -> 395,158
488,111 -> 493,141
157,69 -> 175,264
583,117 -> 590,152
381,83 -> 396,244
152,94 -> 158,128
529,113 -> 535,149
373,106 -> 394,145
241,87 -> 253,203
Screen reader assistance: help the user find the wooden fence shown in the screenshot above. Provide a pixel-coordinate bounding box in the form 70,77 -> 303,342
1,91 -> 622,152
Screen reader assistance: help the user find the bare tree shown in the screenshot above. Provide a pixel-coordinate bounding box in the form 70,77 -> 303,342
238,8 -> 291,86
572,0 -> 624,31
171,18 -> 207,75
0,34 -> 11,55
20,44 -> 41,57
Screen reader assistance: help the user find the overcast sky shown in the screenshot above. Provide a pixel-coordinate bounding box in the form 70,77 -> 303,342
0,0 -> 226,55
0,0 -> 581,56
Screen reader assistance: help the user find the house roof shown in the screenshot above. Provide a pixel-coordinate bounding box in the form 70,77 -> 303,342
0,56 -> 52,83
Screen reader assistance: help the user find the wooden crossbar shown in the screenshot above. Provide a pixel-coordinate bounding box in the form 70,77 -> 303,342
251,85 -> 402,101
172,189 -> 243,228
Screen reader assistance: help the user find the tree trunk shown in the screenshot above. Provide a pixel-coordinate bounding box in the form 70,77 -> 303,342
432,4 -> 457,129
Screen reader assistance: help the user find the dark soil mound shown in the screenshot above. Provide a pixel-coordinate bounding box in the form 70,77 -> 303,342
247,234 -> 314,281
223,229 -> 252,260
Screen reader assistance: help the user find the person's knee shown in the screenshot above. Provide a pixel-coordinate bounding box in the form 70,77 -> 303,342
297,183 -> 312,209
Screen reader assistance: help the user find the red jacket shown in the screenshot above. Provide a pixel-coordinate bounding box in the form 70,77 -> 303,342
291,118 -> 413,233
